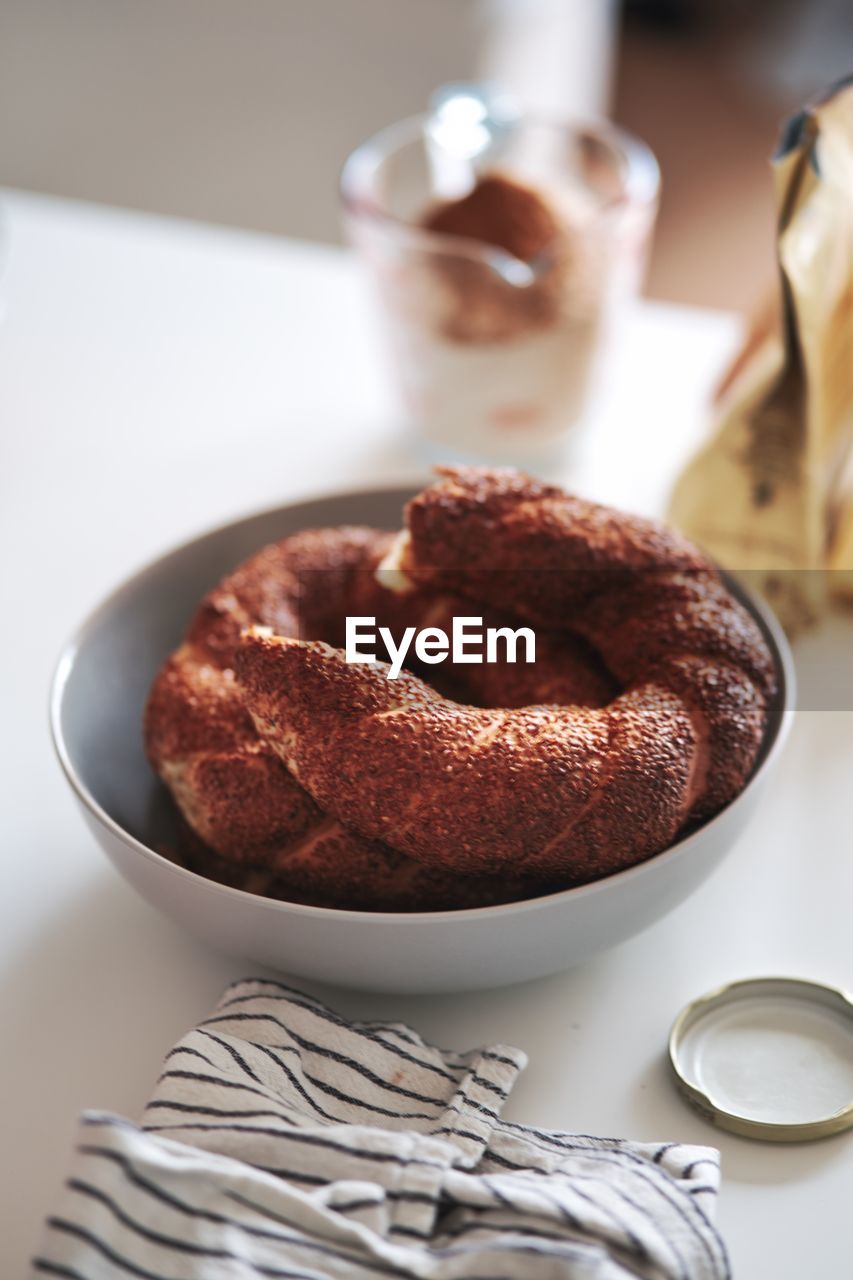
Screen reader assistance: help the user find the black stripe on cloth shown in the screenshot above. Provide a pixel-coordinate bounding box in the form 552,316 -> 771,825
316,1198 -> 379,1214
653,1143 -> 678,1164
437,1211 -> 657,1273
68,1178 -> 254,1259
249,1032 -> 502,1126
626,1169 -> 727,1278
223,1034 -> 447,1124
442,1097 -> 499,1128
491,1125 -> 714,1189
226,980 -> 524,1068
224,1186 -> 434,1275
201,1035 -> 347,1126
481,1177 -> 531,1220
78,1142 -> 283,1225
474,1170 -> 636,1273
210,1000 -> 516,1106
260,1034 -> 461,1111
377,1025 -> 437,1049
479,1146 -> 722,1274
583,1180 -> 675,1271
689,1186 -> 718,1196
218,990 -> 464,1085
223,982 -> 526,1090
141,1119 -> 450,1170
330,1188 -> 437,1211
79,1140 -> 438,1219
440,1087 -> 503,1119
66,1177 -> 409,1279
31,1261 -> 90,1280
477,1049 -> 525,1070
564,1179 -> 648,1254
527,1177 -> 614,1239
44,1220 -> 172,1280
465,1072 -> 511,1101
142,1118 -> 308,1142
479,1152 -> 691,1269
197,1028 -> 265,1085
151,1069 -> 298,1110
225,981 -> 434,1055
256,1168 -> 328,1186
500,1118 -> 626,1145
531,1178 -> 661,1273
80,1139 -> 324,1193
681,1157 -> 719,1180
432,1122 -> 500,1145
576,1173 -> 693,1273
387,1223 -> 430,1240
162,1044 -> 218,1070
502,1109 -> 652,1159
202,1014 -> 460,1109
144,1101 -> 313,1123
46,1215 -> 319,1280
430,1094 -> 502,1133
433,1234 -> 597,1265
442,1214 -> 607,1245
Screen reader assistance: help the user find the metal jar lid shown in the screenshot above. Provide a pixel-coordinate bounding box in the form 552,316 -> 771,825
669,977 -> 853,1142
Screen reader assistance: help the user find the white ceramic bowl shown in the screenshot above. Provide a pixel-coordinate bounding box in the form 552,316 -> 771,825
50,487 -> 794,993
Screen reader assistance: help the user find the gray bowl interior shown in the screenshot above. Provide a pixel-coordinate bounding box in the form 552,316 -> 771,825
55,487 -> 791,873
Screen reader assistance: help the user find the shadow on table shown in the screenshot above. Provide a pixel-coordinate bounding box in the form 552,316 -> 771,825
626,1053 -> 851,1185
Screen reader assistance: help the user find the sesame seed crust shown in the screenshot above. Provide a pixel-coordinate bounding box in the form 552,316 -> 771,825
146,468 -> 777,904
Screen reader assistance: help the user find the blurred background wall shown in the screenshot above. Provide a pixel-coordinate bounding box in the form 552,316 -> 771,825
2,0 -> 848,310
0,0 -> 616,245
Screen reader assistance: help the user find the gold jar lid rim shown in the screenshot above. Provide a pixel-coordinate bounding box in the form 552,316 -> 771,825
669,977 -> 853,1143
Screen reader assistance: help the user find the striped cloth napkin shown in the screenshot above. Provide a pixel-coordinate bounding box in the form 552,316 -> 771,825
32,977 -> 729,1279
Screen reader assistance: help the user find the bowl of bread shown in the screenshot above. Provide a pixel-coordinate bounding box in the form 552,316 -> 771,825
51,468 -> 793,992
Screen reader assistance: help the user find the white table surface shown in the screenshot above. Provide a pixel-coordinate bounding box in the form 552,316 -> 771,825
2,189 -> 851,1278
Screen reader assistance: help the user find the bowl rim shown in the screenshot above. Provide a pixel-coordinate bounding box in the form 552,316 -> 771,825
49,482 -> 797,925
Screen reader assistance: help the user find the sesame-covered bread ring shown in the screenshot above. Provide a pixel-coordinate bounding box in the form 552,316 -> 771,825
144,521 -> 612,909
234,468 -> 776,882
